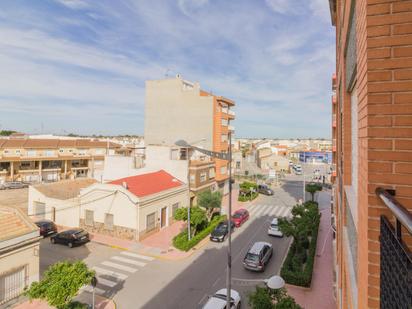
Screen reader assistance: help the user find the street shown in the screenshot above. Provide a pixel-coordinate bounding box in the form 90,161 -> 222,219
38,163 -> 331,309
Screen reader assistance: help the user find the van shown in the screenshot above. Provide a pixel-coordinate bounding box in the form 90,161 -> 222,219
268,218 -> 283,237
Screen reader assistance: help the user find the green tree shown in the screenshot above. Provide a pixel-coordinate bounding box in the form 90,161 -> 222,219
278,202 -> 320,245
197,190 -> 222,220
25,261 -> 95,309
0,130 -> 17,136
248,286 -> 302,309
305,183 -> 322,201
174,206 -> 208,235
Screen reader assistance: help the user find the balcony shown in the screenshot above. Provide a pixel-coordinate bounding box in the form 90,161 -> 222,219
332,139 -> 336,152
332,94 -> 337,104
375,188 -> 411,308
228,125 -> 235,132
332,114 -> 336,128
227,110 -> 235,119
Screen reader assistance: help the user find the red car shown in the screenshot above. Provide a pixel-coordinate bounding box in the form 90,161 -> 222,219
231,209 -> 249,227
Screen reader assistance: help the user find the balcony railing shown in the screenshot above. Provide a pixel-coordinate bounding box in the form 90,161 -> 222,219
376,188 -> 411,309
228,125 -> 235,131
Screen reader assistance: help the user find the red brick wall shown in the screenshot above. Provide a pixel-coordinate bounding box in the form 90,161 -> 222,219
335,0 -> 412,308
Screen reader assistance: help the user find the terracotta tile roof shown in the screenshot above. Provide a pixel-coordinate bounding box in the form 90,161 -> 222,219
1,139 -> 27,148
110,170 -> 184,197
0,207 -> 38,241
0,138 -> 121,149
24,139 -> 60,148
33,178 -> 97,200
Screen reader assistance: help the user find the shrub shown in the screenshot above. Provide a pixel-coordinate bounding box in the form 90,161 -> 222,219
173,215 -> 226,251
280,202 -> 321,287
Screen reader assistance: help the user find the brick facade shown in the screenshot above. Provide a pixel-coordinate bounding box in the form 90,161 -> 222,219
330,0 -> 412,308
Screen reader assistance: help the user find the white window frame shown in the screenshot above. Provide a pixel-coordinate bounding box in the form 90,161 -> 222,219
104,213 -> 114,230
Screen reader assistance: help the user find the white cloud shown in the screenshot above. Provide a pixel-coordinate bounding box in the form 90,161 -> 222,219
54,0 -> 89,10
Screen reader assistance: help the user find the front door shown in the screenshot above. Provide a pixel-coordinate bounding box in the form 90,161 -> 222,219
160,207 -> 167,228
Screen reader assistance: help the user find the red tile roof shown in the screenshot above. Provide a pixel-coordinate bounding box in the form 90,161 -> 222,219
110,170 -> 184,197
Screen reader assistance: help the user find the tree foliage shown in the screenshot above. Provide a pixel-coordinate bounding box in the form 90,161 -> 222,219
174,206 -> 208,235
305,183 -> 322,201
25,261 -> 95,309
0,130 -> 17,136
197,190 -> 222,220
248,286 -> 302,309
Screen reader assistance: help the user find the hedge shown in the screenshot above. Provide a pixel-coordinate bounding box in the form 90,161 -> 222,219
280,208 -> 321,287
173,215 -> 226,251
238,191 -> 258,202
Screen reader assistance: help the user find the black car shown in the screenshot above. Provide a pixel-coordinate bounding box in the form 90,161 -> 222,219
210,221 -> 235,242
35,219 -> 57,237
258,184 -> 273,195
50,229 -> 89,248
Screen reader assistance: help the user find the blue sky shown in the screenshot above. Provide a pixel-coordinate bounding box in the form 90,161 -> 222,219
0,0 -> 335,138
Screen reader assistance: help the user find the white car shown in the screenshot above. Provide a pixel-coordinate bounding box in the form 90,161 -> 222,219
268,218 -> 283,237
203,289 -> 241,309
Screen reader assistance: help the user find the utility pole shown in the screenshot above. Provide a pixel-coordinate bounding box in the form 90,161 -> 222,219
226,131 -> 232,309
187,147 -> 191,241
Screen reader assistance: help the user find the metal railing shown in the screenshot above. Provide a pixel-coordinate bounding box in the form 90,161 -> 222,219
375,187 -> 412,309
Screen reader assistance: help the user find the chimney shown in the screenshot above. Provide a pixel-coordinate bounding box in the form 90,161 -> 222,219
122,181 -> 128,189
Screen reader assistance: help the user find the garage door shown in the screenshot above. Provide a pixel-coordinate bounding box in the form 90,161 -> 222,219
0,266 -> 27,304
34,201 -> 46,219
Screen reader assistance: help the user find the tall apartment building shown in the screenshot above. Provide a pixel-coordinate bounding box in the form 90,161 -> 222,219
329,1 -> 412,308
332,73 -> 337,183
0,137 -> 121,183
144,76 -> 235,202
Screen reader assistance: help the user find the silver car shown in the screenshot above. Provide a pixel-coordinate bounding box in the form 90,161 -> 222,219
243,241 -> 273,272
268,218 -> 284,237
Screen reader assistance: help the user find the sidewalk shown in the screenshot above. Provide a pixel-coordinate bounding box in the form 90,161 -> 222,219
286,205 -> 336,309
13,294 -> 116,309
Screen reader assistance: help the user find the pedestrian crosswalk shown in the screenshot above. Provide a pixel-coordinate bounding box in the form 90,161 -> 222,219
246,203 -> 293,219
82,251 -> 155,296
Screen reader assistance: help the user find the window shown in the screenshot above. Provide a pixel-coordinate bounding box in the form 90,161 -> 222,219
221,118 -> 228,126
220,166 -> 227,175
172,203 -> 179,218
15,150 -> 21,154
146,212 -> 156,231
209,168 -> 215,178
95,148 -> 105,155
85,210 -> 94,226
21,162 -> 31,168
200,172 -> 207,182
78,149 -> 87,155
351,89 -> 358,196
105,213 -> 114,230
44,150 -> 55,157
4,150 -> 9,154
59,149 -> 64,153
190,174 -> 195,184
221,134 -> 228,142
171,149 -> 179,160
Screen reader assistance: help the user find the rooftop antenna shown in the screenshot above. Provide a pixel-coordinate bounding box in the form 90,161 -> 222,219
165,68 -> 171,78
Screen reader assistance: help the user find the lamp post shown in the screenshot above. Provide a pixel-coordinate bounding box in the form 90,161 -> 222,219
175,133 -> 233,309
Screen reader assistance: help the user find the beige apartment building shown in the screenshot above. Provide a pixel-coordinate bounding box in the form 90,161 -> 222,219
0,207 -> 40,305
0,137 -> 121,183
144,76 -> 235,201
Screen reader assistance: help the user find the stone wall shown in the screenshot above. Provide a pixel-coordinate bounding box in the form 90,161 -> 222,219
80,219 -> 136,240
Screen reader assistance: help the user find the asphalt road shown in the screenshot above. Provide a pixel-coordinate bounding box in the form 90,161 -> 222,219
36,162 -> 331,309
142,194 -> 296,309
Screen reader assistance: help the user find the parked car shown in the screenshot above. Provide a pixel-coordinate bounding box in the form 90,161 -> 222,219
210,221 -> 235,242
35,219 -> 57,237
231,209 -> 249,227
257,184 -> 273,195
1,182 -> 29,190
50,229 -> 89,248
267,217 -> 283,237
202,289 -> 241,309
243,241 -> 273,272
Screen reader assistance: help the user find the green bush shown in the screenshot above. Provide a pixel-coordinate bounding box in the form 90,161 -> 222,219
280,202 -> 321,287
238,182 -> 259,202
62,301 -> 88,309
173,215 -> 226,251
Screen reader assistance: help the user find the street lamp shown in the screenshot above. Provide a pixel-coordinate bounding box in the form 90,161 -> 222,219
265,275 -> 285,290
175,132 -> 233,309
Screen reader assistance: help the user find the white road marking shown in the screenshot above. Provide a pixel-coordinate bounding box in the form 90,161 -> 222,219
82,286 -> 106,294
278,206 -> 290,217
269,205 -> 282,216
101,261 -> 138,273
111,256 -> 147,267
93,266 -> 128,280
120,251 -> 155,261
96,277 -> 118,288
